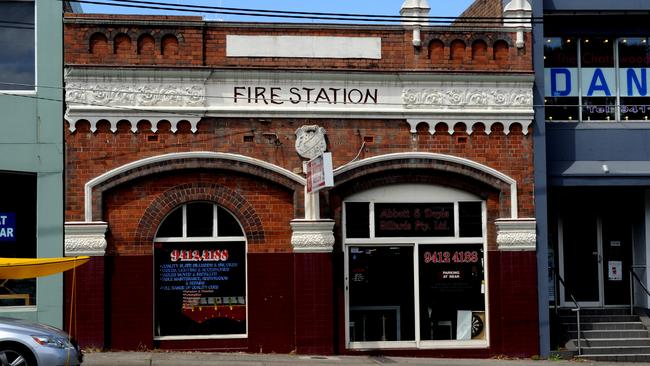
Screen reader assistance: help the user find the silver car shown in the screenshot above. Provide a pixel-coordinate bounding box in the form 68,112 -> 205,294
0,317 -> 82,366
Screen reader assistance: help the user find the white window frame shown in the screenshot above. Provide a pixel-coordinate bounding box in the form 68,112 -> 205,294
0,0 -> 37,94
153,202 -> 248,341
342,184 -> 489,350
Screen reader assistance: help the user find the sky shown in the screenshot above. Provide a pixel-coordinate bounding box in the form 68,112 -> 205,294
79,0 -> 477,23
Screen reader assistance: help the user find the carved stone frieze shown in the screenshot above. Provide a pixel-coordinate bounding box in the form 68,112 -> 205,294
65,222 -> 108,256
401,88 -> 533,109
495,218 -> 536,251
66,82 -> 205,107
290,219 -> 335,253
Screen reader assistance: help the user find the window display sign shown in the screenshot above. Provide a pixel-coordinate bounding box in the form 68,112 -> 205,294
418,244 -> 484,341
0,213 -> 16,242
154,241 -> 246,337
374,203 -> 454,237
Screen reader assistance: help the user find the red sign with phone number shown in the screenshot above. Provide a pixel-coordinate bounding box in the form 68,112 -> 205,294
423,251 -> 479,264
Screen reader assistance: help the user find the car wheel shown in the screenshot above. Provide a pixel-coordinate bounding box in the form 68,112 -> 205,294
0,346 -> 34,366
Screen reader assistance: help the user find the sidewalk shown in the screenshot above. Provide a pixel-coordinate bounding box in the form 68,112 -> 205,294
81,352 -> 625,366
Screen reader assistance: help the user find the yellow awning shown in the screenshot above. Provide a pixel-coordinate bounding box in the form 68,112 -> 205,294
0,257 -> 90,279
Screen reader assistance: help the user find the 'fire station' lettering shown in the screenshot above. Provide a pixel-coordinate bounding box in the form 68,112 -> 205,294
233,86 -> 378,105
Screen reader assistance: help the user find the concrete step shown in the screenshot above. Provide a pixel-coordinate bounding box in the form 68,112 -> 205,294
558,308 -> 632,316
564,322 -> 647,331
566,329 -> 650,339
577,354 -> 650,362
567,338 -> 650,348
560,314 -> 640,323
579,346 -> 650,355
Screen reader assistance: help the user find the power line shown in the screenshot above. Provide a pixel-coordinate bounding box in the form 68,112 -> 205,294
63,0 -> 543,25
1,81 -> 542,110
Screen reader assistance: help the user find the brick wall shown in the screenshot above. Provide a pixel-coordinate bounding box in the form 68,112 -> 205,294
64,14 -> 531,73
64,13 -> 537,356
66,118 -> 534,226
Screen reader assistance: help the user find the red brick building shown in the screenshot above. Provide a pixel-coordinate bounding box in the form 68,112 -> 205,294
63,0 -> 538,357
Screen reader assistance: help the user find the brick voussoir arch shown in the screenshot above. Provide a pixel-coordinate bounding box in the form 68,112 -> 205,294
135,182 -> 265,247
85,152 -> 306,222
334,152 -> 519,219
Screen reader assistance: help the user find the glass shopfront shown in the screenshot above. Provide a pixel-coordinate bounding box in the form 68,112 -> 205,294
343,184 -> 487,349
0,171 -> 36,307
153,202 -> 247,340
544,36 -> 650,121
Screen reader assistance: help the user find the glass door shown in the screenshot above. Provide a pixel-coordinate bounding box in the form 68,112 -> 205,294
559,214 -> 602,307
347,245 -> 416,344
601,215 -> 632,305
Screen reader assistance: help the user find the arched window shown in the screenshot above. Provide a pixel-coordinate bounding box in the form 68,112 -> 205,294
471,40 -> 488,62
450,39 -> 466,63
137,34 -> 155,55
494,40 -> 510,64
161,34 -> 179,57
113,33 -> 132,55
429,39 -> 444,63
154,202 -> 247,339
89,32 -> 109,55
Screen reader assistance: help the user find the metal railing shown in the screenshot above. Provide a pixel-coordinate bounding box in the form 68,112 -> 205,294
552,267 -> 582,355
630,265 -> 650,316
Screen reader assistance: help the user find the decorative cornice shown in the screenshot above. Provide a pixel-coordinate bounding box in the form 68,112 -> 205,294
65,222 -> 108,256
65,70 -> 534,134
495,218 -> 536,251
290,220 -> 335,253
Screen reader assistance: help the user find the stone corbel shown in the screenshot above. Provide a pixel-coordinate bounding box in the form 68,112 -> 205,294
495,218 -> 536,251
290,219 -> 335,253
65,222 -> 108,256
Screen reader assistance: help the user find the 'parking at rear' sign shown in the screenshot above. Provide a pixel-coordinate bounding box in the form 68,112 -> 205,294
0,213 -> 16,241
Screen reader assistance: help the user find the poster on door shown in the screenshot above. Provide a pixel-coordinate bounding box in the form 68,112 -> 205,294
608,260 -> 623,281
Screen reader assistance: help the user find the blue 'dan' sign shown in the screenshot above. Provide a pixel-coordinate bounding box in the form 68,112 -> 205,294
0,213 -> 16,242
545,67 -> 650,97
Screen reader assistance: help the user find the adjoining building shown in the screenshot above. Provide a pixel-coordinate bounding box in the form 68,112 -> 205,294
535,0 -> 650,360
63,0 -> 539,356
0,0 -> 69,326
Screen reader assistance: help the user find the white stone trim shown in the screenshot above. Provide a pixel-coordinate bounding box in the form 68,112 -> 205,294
226,35 -> 382,59
65,69 -> 534,134
83,152 -> 306,222
334,152 -> 519,219
290,219 -> 335,253
65,222 -> 108,256
495,218 -> 536,251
